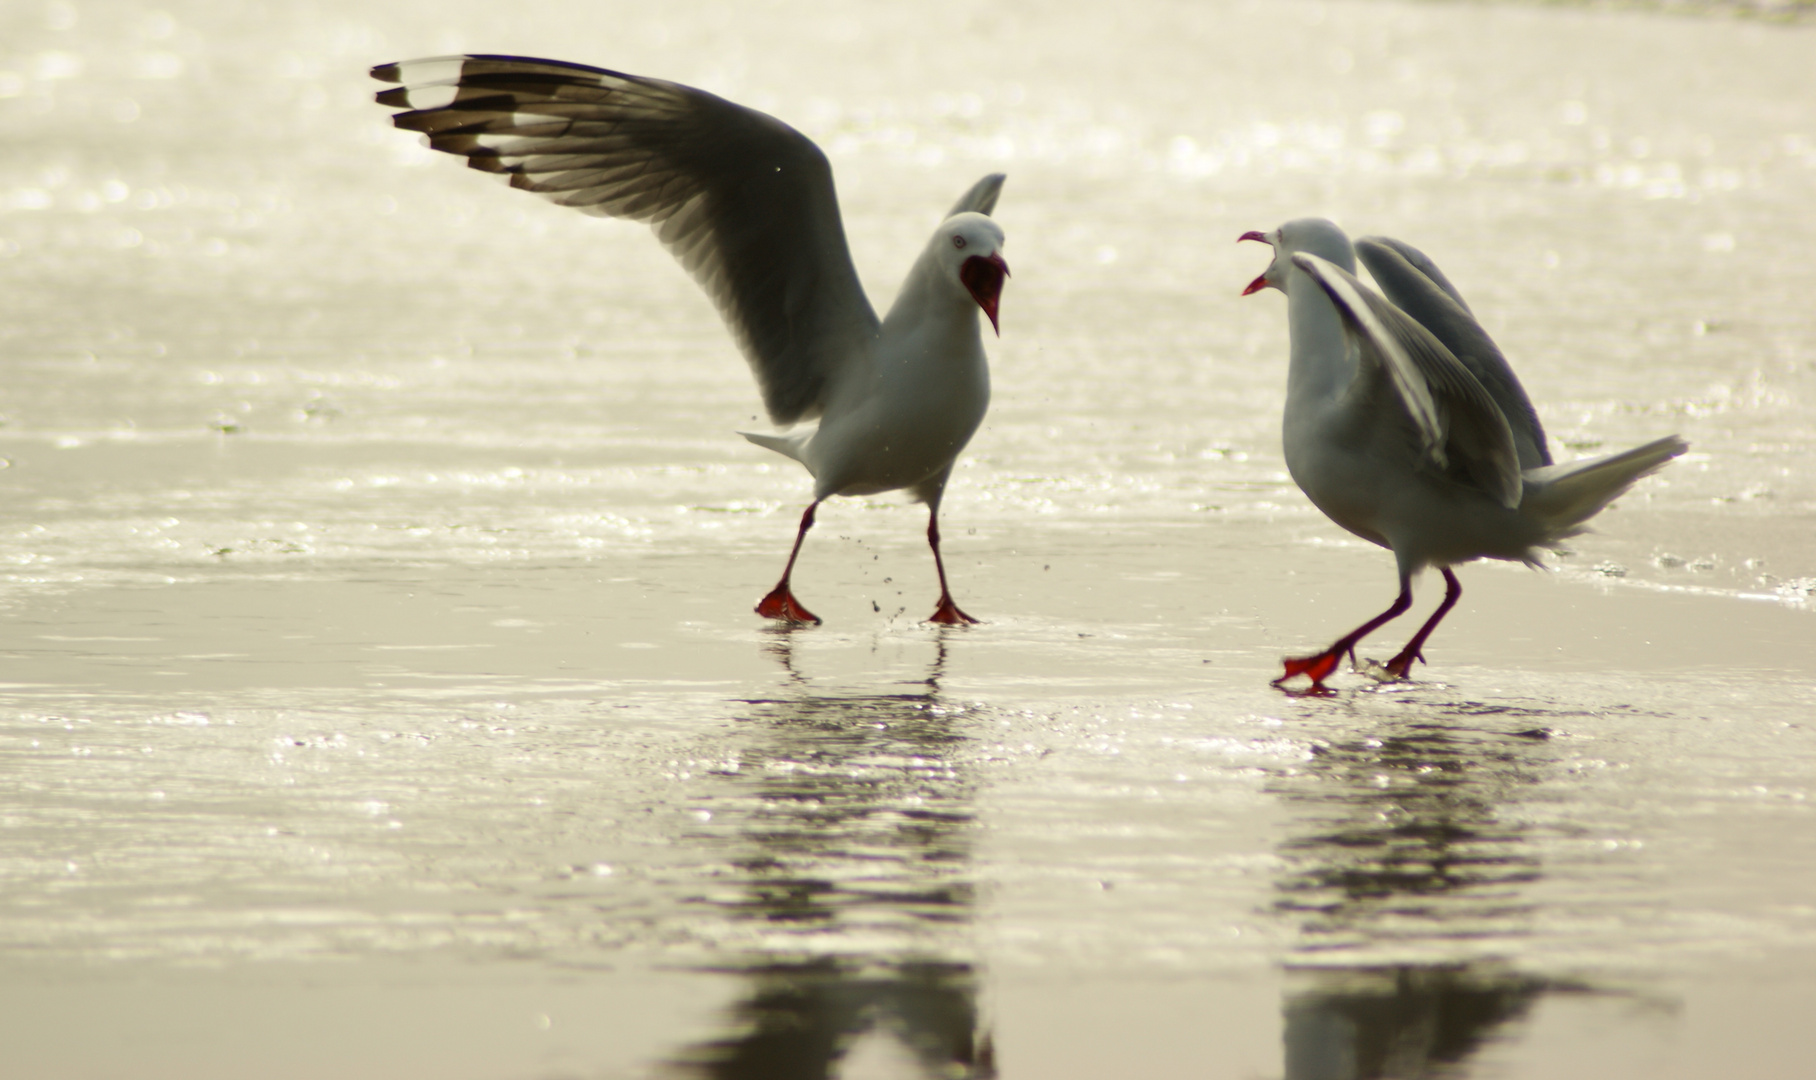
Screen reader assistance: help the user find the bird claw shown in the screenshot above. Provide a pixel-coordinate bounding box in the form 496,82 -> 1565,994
1273,649 -> 1344,692
1382,650 -> 1424,680
755,584 -> 820,625
926,595 -> 979,626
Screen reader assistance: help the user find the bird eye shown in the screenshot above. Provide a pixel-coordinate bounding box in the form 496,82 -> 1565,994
952,235 -> 967,249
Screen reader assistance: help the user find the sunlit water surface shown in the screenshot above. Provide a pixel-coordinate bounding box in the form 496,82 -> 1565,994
2,1 -> 1814,1077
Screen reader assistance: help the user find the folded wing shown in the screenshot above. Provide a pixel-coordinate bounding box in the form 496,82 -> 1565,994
1356,237 -> 1552,468
1293,252 -> 1522,509
373,54 -> 879,425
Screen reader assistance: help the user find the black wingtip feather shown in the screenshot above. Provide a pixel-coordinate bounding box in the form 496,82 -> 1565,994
366,53 -> 882,425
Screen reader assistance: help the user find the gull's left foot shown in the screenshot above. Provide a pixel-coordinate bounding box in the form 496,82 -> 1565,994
926,595 -> 980,625
756,584 -> 820,625
1382,649 -> 1425,680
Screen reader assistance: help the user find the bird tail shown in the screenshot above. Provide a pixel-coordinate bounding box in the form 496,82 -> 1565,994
739,427 -> 814,469
1519,434 -> 1688,539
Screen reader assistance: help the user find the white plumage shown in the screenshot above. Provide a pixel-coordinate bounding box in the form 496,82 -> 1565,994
373,55 -> 1010,624
1241,218 -> 1686,690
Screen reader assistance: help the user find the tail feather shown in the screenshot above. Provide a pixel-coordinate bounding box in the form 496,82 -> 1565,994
1520,434 -> 1688,536
739,427 -> 814,469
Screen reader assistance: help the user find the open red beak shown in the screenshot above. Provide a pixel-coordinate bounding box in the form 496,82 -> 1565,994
961,252 -> 1010,335
1238,230 -> 1272,296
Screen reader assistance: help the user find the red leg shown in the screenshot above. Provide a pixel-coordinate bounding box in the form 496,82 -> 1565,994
1273,582 -> 1414,692
755,502 -> 821,625
924,508 -> 978,625
1384,568 -> 1461,679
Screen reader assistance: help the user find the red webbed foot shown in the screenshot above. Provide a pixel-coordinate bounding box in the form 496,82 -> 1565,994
756,584 -> 820,625
1272,649 -> 1345,692
926,594 -> 980,626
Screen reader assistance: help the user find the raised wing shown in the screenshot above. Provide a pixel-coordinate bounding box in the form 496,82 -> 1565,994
1294,253 -> 1522,509
372,54 -> 879,425
1358,235 -> 1474,314
946,173 -> 1006,218
1357,237 -> 1552,468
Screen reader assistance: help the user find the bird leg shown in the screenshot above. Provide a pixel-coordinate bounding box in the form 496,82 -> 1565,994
924,509 -> 978,625
1383,568 -> 1461,679
1273,582 -> 1414,691
755,501 -> 822,625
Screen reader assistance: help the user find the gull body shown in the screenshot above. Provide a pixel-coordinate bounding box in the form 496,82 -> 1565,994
1241,218 -> 1686,690
372,55 -> 1009,625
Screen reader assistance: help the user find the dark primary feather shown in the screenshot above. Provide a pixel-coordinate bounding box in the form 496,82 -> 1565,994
1356,237 -> 1552,468
1295,254 -> 1523,509
372,54 -> 879,426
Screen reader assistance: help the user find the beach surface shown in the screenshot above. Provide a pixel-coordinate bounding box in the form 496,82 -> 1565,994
2,1 -> 1813,1076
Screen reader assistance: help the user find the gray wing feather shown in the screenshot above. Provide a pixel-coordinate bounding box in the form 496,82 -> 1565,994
1294,253 -> 1523,509
946,173 -> 1006,217
373,54 -> 879,425
1357,235 -> 1474,314
1356,237 -> 1552,468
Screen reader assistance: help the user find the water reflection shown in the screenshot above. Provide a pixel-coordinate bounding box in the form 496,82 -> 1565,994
661,634 -> 994,1079
1271,715 -> 1565,1078
1283,964 -> 1550,1080
1275,720 -> 1545,940
662,959 -> 990,1080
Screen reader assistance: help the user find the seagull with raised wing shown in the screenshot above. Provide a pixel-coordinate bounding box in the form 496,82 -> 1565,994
371,55 -> 1010,625
1239,218 -> 1687,691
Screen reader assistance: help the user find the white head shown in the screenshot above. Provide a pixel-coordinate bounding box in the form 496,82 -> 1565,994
936,211 -> 1010,334
1238,217 -> 1355,296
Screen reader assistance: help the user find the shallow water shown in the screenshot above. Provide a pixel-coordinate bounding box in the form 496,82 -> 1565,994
2,0 -> 1814,1077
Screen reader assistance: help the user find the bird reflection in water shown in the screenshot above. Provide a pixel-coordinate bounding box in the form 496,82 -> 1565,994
1282,964 -> 1550,1080
1270,715 -> 1576,1079
659,631 -> 995,1079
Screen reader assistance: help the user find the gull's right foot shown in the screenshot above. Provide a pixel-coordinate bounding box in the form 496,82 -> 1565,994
756,585 -> 820,625
1272,649 -> 1344,693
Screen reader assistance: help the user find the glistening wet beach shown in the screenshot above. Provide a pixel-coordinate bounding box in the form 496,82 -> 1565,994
2,1 -> 1814,1076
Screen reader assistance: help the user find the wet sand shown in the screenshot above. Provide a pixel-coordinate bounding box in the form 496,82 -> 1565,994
3,0 -> 1815,1076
